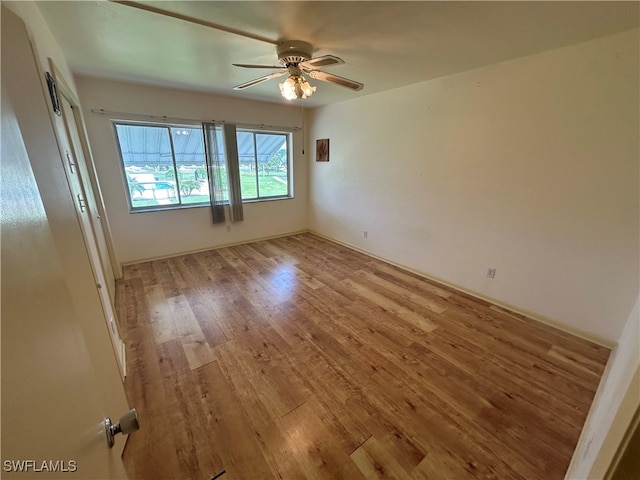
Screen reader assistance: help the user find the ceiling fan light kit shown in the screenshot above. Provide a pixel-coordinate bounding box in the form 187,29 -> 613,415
279,75 -> 316,100
234,39 -> 364,101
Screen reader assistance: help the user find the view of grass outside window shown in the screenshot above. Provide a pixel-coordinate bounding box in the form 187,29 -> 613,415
114,122 -> 290,211
237,130 -> 289,200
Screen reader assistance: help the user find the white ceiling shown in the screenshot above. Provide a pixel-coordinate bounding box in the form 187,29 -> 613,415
36,1 -> 639,107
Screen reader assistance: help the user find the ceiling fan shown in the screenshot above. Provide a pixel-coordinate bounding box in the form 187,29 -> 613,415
110,2 -> 363,101
233,40 -> 364,100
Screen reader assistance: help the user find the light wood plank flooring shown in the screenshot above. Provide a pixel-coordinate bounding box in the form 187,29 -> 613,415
117,233 -> 610,480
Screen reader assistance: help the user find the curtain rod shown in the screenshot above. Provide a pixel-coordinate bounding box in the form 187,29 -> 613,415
90,108 -> 301,132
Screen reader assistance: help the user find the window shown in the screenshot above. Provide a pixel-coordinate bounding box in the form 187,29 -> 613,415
114,122 -> 291,212
237,130 -> 289,200
114,123 -> 208,210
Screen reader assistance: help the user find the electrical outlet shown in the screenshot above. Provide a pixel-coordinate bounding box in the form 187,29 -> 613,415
363,231 -> 368,239
486,267 -> 496,279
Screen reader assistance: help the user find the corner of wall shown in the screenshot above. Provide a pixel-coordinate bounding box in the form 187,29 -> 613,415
565,294 -> 640,479
3,1 -> 79,97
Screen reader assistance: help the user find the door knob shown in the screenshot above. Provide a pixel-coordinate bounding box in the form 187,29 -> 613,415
104,408 -> 139,448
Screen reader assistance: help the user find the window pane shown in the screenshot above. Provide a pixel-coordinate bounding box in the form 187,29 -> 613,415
256,133 -> 288,198
115,124 -> 179,209
237,131 -> 257,200
114,122 -> 290,212
170,127 -> 208,205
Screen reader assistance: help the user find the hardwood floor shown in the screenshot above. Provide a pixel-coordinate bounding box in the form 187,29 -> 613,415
116,233 -> 610,480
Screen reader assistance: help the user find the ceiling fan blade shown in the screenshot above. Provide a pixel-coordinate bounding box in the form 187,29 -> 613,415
233,71 -> 287,90
233,64 -> 286,70
307,70 -> 364,91
300,55 -> 345,70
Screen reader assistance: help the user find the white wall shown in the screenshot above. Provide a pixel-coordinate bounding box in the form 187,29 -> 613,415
567,293 -> 639,478
307,29 -> 639,343
4,2 -> 77,95
76,76 -> 308,264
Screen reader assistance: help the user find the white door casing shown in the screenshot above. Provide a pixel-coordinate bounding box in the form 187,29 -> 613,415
55,77 -> 126,379
50,61 -> 122,296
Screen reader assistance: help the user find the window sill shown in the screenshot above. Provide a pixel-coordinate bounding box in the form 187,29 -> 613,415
128,195 -> 294,214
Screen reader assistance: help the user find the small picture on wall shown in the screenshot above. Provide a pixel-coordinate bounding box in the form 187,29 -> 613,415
316,138 -> 329,162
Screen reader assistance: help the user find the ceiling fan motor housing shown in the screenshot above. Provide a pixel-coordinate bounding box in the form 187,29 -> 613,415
277,40 -> 313,66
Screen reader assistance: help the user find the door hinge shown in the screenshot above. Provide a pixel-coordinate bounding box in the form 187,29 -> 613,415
66,151 -> 76,174
77,193 -> 87,212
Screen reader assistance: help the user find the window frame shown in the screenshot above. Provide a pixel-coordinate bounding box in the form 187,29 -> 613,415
236,128 -> 292,203
113,120 -> 209,213
112,120 -> 293,213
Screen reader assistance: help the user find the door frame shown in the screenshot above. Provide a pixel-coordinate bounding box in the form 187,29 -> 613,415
45,60 -> 127,379
48,59 -> 122,281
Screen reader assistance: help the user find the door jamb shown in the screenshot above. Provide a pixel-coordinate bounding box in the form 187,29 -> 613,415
47,59 -> 122,280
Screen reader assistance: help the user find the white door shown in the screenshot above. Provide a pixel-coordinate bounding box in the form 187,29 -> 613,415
1,6 -> 131,478
52,70 -> 120,296
56,86 -> 126,379
1,84 -> 128,479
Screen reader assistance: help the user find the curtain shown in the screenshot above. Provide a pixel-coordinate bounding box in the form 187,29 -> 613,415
202,122 -> 226,224
203,123 -> 243,224
221,123 -> 243,223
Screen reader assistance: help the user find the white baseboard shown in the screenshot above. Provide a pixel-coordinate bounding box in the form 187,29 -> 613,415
308,230 -> 614,349
120,229 -> 310,266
